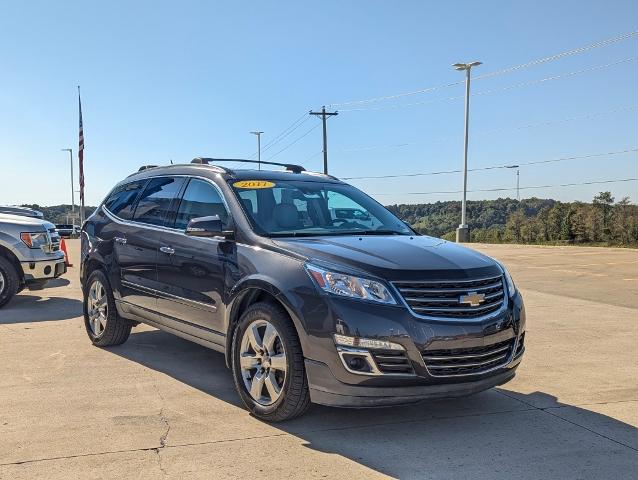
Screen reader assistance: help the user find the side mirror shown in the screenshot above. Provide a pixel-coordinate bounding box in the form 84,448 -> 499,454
185,215 -> 234,240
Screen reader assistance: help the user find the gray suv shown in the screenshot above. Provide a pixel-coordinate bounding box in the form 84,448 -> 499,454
81,159 -> 526,421
0,213 -> 67,307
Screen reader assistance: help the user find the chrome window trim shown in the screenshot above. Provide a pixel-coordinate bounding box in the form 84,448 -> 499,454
102,174 -> 232,240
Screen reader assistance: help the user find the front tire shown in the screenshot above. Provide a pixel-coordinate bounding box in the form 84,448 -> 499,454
0,256 -> 19,309
231,302 -> 310,422
83,270 -> 132,346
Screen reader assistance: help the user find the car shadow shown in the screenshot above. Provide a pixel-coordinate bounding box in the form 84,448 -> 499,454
109,329 -> 638,479
1,294 -> 82,323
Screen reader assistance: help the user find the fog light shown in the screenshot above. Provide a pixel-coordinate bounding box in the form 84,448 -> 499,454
334,334 -> 404,351
348,357 -> 365,370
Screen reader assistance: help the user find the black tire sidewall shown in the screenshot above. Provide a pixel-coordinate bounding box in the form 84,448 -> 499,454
83,269 -> 122,346
0,256 -> 19,308
231,303 -> 299,419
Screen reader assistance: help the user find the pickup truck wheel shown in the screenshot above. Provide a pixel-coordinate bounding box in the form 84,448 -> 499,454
0,256 -> 19,308
231,302 -> 311,422
83,270 -> 132,346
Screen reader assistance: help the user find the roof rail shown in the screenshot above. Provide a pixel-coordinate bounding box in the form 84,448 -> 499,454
192,158 -> 305,174
138,165 -> 158,171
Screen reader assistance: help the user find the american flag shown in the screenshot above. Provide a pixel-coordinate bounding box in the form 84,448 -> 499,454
78,88 -> 85,205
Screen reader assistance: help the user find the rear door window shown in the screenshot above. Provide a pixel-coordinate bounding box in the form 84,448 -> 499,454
104,180 -> 146,220
133,177 -> 185,226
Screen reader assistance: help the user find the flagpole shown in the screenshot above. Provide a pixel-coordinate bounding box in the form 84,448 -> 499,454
78,85 -> 86,226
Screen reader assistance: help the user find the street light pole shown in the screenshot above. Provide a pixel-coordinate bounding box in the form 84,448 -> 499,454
61,148 -> 75,213
250,131 -> 263,170
453,61 -> 481,243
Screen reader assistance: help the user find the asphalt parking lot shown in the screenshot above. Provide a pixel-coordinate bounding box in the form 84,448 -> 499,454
1,240 -> 637,479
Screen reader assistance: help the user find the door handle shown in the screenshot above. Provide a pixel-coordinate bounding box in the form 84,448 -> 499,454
159,246 -> 175,255
114,237 -> 127,245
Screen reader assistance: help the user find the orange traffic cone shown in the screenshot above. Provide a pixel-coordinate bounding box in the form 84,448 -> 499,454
60,238 -> 73,267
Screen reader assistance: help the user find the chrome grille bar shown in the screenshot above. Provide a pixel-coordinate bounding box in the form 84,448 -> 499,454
394,274 -> 505,319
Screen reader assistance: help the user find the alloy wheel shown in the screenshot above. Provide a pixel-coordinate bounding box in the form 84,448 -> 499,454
87,279 -> 108,337
239,319 -> 287,405
0,271 -> 5,295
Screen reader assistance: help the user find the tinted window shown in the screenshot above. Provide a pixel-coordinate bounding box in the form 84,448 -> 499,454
133,177 -> 184,226
104,181 -> 145,220
174,179 -> 228,230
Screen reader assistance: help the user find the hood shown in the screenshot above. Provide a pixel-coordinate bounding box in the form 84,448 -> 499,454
271,235 -> 501,281
0,213 -> 53,231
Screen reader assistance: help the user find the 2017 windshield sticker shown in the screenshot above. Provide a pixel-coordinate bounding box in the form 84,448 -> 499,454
234,180 -> 275,189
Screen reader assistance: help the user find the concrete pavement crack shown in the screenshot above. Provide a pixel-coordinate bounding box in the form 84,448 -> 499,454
495,390 -> 638,453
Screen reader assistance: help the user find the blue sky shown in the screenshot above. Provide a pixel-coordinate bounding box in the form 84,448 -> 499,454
1,1 -> 637,206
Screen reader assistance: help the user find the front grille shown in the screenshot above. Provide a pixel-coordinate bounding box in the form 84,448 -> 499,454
393,275 -> 505,318
422,338 -> 514,377
370,350 -> 414,375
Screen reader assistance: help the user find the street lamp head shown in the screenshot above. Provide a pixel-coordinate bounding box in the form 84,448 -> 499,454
505,164 -> 520,169
453,61 -> 482,71
61,148 -> 72,152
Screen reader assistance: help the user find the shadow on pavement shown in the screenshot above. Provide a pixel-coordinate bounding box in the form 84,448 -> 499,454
110,329 -> 637,479
0,294 -> 82,324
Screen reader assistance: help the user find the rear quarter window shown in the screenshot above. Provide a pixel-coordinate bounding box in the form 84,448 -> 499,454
104,181 -> 146,220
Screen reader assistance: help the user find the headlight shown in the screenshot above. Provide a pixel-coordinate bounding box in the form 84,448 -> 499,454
306,264 -> 396,305
498,263 -> 516,297
20,232 -> 49,250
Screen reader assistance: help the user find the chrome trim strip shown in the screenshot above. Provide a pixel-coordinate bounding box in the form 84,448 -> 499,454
393,274 -> 503,285
391,276 -> 508,322
120,280 -> 217,311
427,353 -> 508,369
336,346 -> 415,377
422,337 -> 519,378
102,173 -> 232,237
398,281 -> 503,295
422,343 -> 510,361
403,290 -> 503,304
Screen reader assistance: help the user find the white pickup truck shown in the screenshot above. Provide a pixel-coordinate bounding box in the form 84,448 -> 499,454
0,213 -> 67,308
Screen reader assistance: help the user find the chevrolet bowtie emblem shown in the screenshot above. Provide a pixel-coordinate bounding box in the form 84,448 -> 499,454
459,291 -> 485,307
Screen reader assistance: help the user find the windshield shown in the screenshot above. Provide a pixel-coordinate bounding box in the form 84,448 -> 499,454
230,179 -> 412,237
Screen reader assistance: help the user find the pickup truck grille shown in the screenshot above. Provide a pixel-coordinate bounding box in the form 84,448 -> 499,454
48,228 -> 61,252
393,275 -> 505,318
422,338 -> 514,377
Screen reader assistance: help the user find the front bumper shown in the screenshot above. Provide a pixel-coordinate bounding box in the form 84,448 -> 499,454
21,256 -> 66,282
307,356 -> 520,407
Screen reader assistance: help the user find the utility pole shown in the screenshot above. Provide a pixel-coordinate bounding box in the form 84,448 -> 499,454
309,106 -> 338,174
61,148 -> 75,213
453,61 -> 481,243
250,131 -> 263,170
506,165 -> 520,201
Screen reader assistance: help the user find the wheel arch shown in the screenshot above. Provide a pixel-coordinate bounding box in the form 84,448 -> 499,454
224,280 -> 306,368
0,243 -> 24,285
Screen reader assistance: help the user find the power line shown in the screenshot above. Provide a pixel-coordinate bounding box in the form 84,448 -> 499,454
265,122 -> 321,161
339,105 -> 638,152
327,29 -> 638,108
247,113 -> 310,159
339,57 -> 638,112
342,147 -> 638,180
371,177 -> 638,196
339,104 -> 638,153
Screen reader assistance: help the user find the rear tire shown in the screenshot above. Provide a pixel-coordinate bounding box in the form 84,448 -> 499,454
0,256 -> 19,309
231,302 -> 311,422
83,270 -> 132,346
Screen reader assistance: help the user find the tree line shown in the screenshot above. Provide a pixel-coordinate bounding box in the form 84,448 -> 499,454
386,192 -> 638,246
